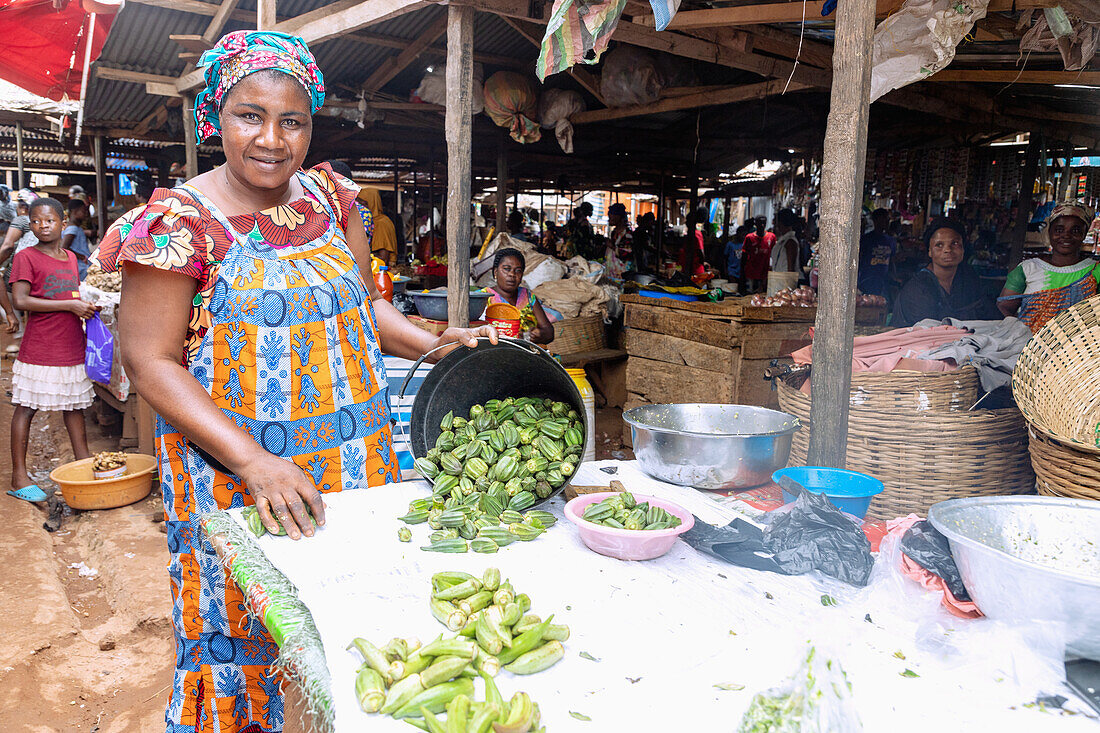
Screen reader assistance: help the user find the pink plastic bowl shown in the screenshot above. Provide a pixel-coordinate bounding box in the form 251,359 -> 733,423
564,492 -> 695,561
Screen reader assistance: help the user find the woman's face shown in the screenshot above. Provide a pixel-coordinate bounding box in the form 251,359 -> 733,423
928,227 -> 964,269
1048,215 -> 1087,258
219,71 -> 312,191
495,256 -> 524,293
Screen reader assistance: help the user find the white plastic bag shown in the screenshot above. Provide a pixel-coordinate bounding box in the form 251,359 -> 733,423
738,644 -> 863,732
537,88 -> 585,154
416,63 -> 485,114
600,46 -> 663,107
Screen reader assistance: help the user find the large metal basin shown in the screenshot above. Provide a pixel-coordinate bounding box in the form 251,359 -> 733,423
411,288 -> 491,321
929,496 -> 1100,660
623,404 -> 799,490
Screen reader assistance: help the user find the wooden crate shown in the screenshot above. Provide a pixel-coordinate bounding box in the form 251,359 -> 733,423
620,294 -> 883,418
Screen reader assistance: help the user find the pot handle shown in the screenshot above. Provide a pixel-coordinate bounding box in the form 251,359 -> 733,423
394,336 -> 535,457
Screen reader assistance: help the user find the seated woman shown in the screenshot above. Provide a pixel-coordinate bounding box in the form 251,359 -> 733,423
998,202 -> 1099,332
486,247 -> 554,344
892,217 -> 1000,327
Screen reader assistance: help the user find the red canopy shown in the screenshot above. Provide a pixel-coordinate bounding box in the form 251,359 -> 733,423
0,0 -> 116,101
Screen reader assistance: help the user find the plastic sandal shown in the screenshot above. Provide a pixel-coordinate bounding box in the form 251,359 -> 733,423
7,485 -> 48,502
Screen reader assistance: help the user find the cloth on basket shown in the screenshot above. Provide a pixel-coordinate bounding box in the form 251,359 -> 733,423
912,317 -> 1032,391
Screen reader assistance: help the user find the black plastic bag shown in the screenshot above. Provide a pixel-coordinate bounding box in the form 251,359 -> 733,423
900,520 -> 971,601
681,488 -> 874,586
763,488 -> 874,586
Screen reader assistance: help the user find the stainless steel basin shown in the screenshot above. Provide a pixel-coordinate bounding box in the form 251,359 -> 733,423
929,496 -> 1100,660
623,403 -> 800,490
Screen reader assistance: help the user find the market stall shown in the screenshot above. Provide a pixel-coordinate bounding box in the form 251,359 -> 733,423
201,460 -> 1098,732
620,293 -> 886,426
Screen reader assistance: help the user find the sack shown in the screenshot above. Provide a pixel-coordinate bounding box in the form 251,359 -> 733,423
84,313 -> 114,384
483,72 -> 542,144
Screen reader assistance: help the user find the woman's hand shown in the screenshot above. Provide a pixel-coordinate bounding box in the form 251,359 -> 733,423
4,312 -> 17,333
237,453 -> 326,540
429,324 -> 499,360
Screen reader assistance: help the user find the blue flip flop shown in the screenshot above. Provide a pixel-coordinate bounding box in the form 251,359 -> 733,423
7,485 -> 48,502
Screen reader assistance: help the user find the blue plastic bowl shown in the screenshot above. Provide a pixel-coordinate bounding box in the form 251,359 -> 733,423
773,466 -> 885,519
638,289 -> 696,302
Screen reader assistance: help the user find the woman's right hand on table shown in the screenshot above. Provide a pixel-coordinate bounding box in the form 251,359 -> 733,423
238,453 -> 326,540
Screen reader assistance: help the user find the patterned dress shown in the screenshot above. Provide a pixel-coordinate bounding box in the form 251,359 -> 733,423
95,164 -> 399,733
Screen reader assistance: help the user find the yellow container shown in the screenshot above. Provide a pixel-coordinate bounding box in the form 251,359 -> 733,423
50,453 -> 157,510
566,368 -> 596,463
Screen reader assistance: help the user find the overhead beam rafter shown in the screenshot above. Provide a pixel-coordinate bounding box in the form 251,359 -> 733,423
361,15 -> 448,93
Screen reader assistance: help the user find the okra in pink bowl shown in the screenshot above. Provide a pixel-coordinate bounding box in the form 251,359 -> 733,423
564,491 -> 695,561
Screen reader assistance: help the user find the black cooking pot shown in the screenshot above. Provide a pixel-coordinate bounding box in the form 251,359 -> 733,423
398,337 -> 586,505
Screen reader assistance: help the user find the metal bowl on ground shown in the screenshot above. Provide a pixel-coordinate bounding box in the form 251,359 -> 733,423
623,404 -> 800,490
411,288 -> 491,321
929,496 -> 1100,660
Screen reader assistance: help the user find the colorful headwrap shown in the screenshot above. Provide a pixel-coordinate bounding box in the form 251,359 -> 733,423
1044,201 -> 1096,246
193,30 -> 325,142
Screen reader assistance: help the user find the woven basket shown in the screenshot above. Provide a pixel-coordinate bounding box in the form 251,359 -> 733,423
1028,428 -> 1100,501
1013,295 -> 1100,454
777,372 -> 1034,519
547,314 -> 605,356
793,366 -> 980,412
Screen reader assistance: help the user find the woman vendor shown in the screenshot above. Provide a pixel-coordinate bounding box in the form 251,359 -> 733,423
93,31 -> 495,732
997,202 -> 1099,332
892,217 -> 1000,327
603,202 -> 634,279
486,247 -> 554,344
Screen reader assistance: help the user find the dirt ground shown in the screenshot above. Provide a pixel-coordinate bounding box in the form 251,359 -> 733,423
0,326 -> 631,733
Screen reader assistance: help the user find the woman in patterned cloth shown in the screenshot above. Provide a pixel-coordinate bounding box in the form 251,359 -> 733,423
998,202 -> 1099,332
94,31 -> 495,733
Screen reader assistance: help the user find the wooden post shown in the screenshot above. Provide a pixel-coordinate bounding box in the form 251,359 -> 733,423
257,0 -> 277,30
1058,141 -> 1075,202
656,175 -> 666,265
445,3 -> 474,328
495,135 -> 508,235
410,167 -> 417,262
807,0 -> 876,468
1010,134 -> 1040,268
393,154 -> 403,254
93,135 -> 107,241
429,146 -> 436,242
183,93 -> 199,180
722,196 -> 732,240
15,121 -> 24,189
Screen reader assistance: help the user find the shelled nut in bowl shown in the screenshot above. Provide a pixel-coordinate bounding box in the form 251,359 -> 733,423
565,491 -> 694,561
50,453 -> 157,510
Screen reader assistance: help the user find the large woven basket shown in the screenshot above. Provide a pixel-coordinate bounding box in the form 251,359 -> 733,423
777,371 -> 1034,519
795,366 -> 980,412
1013,295 -> 1100,454
547,314 -> 605,356
1028,428 -> 1100,501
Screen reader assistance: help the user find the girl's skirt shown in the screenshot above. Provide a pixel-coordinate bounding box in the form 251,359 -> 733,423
12,361 -> 94,411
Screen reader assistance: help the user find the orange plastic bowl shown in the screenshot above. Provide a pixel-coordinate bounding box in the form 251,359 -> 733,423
49,453 -> 157,510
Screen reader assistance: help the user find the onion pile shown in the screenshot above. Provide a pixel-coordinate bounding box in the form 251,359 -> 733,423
749,286 -> 817,308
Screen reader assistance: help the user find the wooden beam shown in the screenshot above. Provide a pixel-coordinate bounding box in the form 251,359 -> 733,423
93,135 -> 107,238
361,15 -> 448,92
342,29 -> 530,69
745,25 -> 833,69
170,34 -> 215,53
808,0 -> 877,467
636,0 -> 1055,28
126,0 -> 255,23
571,80 -> 815,124
146,81 -> 181,97
275,0 -> 430,45
501,17 -> 605,104
183,93 -> 198,180
15,121 -> 24,188
133,99 -> 180,136
257,0 -> 277,30
927,69 -> 1100,85
1011,134 -> 1040,267
201,0 -> 241,44
446,3 -> 475,328
95,66 -> 178,86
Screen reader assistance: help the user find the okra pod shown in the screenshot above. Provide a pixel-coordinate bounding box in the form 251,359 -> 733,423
503,640 -> 564,675
421,539 -> 469,553
432,578 -> 481,601
481,567 -> 501,592
355,666 -> 386,713
419,655 -> 471,688
445,694 -> 470,733
418,708 -> 448,733
542,624 -> 570,642
480,669 -> 504,710
470,538 -> 500,554
501,602 -> 522,627
492,582 -> 514,607
458,612 -> 479,638
380,673 -> 425,714
392,678 -> 475,719
398,527 -> 413,542
432,571 -> 476,590
429,598 -> 468,632
458,590 -> 493,616
246,511 -> 266,538
404,718 -> 430,732
496,616 -> 553,665
513,594 -> 531,615
512,614 -> 541,634
348,638 -> 394,685
475,651 -> 500,677
483,605 -> 513,648
475,611 -> 504,656
493,692 -> 536,733
390,651 -> 431,681
419,637 -> 476,660
468,702 -> 500,733
382,637 -> 409,662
